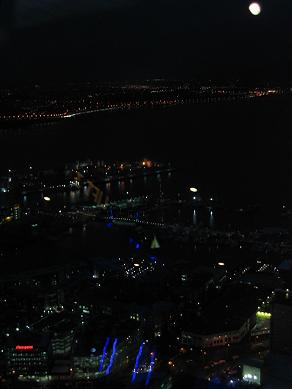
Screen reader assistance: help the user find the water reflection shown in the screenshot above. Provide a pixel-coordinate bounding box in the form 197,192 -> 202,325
193,209 -> 197,226
209,210 -> 215,228
118,180 -> 126,194
106,182 -> 111,193
69,191 -> 77,203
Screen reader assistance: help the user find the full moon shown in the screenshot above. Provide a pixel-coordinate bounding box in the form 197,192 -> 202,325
249,2 -> 261,16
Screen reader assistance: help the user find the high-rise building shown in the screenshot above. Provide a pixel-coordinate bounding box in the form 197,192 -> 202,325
271,291 -> 292,355
279,260 -> 292,290
51,322 -> 75,357
7,334 -> 50,377
12,204 -> 21,220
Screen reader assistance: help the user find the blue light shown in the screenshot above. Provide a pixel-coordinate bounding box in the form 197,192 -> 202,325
106,338 -> 118,375
99,337 -> 110,372
106,222 -> 113,229
208,377 -> 221,388
129,238 -> 134,244
135,243 -> 140,250
149,256 -> 157,261
145,352 -> 155,386
131,342 -> 144,383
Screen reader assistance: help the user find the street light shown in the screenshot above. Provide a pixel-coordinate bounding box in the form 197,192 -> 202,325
190,187 -> 198,193
44,196 -> 51,202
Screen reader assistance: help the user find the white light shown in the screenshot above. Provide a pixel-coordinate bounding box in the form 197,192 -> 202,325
44,196 -> 51,202
249,2 -> 261,16
190,187 -> 198,193
218,262 -> 225,266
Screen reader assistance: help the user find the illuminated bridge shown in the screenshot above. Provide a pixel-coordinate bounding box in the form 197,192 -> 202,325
107,217 -> 166,228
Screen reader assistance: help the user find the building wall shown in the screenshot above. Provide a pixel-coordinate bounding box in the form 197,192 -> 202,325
7,347 -> 49,376
271,302 -> 292,355
51,331 -> 74,356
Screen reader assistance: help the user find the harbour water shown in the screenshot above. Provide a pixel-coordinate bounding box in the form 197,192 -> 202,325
1,96 -> 292,218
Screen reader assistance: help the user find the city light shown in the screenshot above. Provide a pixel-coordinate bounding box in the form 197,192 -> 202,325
0,1 -> 290,385
256,311 -> 271,318
145,352 -> 155,386
99,337 -> 110,372
131,342 -> 144,383
106,338 -> 118,375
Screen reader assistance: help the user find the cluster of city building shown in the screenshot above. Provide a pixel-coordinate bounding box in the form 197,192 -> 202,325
1,160 -> 292,388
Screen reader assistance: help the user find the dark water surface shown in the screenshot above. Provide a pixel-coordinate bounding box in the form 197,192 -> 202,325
1,96 -> 292,206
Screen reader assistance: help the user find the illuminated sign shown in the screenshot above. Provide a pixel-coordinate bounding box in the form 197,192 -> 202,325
15,346 -> 34,350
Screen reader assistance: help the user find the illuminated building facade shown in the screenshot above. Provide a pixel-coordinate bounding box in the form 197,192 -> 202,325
13,204 -> 21,220
7,337 -> 50,376
51,329 -> 74,356
242,359 -> 263,386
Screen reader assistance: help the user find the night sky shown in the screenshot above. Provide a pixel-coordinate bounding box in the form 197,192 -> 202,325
0,0 -> 292,84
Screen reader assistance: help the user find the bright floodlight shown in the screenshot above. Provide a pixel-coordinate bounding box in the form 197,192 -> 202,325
190,187 -> 198,193
249,3 -> 261,16
44,196 -> 51,202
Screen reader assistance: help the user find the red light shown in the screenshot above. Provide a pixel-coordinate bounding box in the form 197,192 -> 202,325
15,346 -> 33,350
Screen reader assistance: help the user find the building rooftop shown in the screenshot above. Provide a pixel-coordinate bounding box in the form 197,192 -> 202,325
8,331 -> 50,350
273,290 -> 292,306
